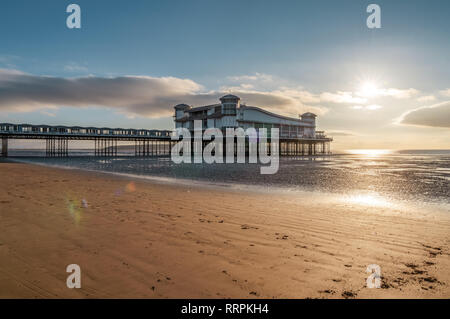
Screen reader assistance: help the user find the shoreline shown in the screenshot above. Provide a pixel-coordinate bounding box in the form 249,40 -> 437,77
0,161 -> 449,298
4,156 -> 449,215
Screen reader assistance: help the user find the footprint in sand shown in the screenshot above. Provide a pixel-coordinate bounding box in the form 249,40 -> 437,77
241,224 -> 258,230
421,244 -> 443,258
403,263 -> 426,275
379,277 -> 392,289
341,291 -> 357,299
275,233 -> 288,240
319,289 -> 336,295
420,276 -> 439,284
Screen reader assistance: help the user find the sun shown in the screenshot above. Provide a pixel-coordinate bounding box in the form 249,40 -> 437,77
359,81 -> 379,97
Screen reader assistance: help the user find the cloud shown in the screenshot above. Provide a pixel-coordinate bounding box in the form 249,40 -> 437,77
379,88 -> 419,99
439,89 -> 450,97
0,69 -> 203,117
320,91 -> 367,104
273,88 -> 321,104
222,83 -> 255,90
351,104 -> 382,111
1,68 -> 428,124
227,73 -> 273,83
356,87 -> 419,99
417,95 -> 436,102
233,90 -> 327,116
0,55 -> 20,68
399,101 -> 450,128
64,62 -> 88,73
0,69 -> 325,118
218,85 -> 327,115
226,74 -> 423,111
366,104 -> 382,110
40,109 -> 57,117
326,130 -> 357,136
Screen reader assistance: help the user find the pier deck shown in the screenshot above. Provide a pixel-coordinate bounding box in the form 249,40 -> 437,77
1,123 -> 332,157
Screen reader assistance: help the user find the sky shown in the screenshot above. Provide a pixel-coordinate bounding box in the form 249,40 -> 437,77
0,0 -> 449,150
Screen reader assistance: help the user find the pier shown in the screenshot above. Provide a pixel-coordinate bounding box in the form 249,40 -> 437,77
0,123 -> 173,157
1,123 -> 332,157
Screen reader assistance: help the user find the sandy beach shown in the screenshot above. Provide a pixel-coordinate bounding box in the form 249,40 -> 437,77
0,161 -> 449,298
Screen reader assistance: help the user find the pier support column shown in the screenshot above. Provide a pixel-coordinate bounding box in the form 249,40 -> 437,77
135,140 -> 140,157
57,138 -> 60,157
46,138 -> 53,157
1,137 -> 8,157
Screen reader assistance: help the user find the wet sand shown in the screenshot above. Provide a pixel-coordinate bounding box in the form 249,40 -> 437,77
0,162 -> 449,298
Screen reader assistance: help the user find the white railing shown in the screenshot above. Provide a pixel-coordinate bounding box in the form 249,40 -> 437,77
0,123 -> 171,138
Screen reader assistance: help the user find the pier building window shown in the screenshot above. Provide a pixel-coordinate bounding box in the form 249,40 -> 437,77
280,125 -> 289,137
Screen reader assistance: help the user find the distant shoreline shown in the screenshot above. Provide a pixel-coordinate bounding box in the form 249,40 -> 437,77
3,148 -> 450,156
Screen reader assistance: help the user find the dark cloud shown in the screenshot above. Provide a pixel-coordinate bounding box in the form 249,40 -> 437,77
400,101 -> 450,128
0,69 -> 325,118
0,69 -> 202,117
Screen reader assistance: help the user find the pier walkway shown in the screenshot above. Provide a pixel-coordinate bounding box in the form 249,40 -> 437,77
1,123 -> 332,157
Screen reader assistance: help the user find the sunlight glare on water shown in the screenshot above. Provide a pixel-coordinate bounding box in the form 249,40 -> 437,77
346,149 -> 392,157
343,193 -> 392,208
9,149 -> 450,206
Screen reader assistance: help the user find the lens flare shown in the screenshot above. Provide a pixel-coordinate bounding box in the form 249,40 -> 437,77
125,182 -> 136,192
65,195 -> 82,225
64,193 -> 89,225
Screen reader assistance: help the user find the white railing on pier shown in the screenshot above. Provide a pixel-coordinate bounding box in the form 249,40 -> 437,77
0,123 -> 172,138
